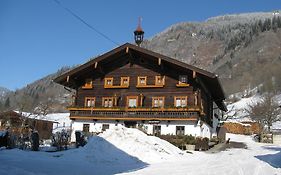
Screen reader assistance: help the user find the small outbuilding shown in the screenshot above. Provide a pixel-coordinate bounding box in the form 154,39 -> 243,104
0,111 -> 55,139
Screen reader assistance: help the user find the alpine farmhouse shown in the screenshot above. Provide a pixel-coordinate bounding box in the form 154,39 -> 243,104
54,42 -> 227,141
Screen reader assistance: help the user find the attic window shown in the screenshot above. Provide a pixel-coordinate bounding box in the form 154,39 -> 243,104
179,75 -> 188,84
82,79 -> 93,89
155,76 -> 165,86
137,76 -> 147,86
176,75 -> 189,87
104,78 -> 113,87
121,77 -> 130,86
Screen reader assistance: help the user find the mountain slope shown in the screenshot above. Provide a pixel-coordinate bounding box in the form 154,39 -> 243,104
5,66 -> 74,112
142,11 -> 281,94
5,11 -> 281,112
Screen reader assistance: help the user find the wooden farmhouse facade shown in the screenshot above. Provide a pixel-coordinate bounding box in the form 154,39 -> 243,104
54,43 -> 227,141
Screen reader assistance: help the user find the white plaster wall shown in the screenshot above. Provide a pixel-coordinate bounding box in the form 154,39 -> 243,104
142,120 -> 211,138
70,120 -> 124,142
70,120 -> 213,141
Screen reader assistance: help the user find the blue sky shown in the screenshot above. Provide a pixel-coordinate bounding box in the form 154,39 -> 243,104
0,0 -> 281,90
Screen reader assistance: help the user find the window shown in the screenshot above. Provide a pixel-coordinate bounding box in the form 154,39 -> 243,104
82,79 -> 93,89
102,124 -> 109,131
102,97 -> 114,107
121,77 -> 130,86
137,76 -> 147,86
153,125 -> 161,136
85,97 -> 95,107
104,77 -> 113,87
155,76 -> 165,86
179,75 -> 188,84
174,96 -> 188,107
152,97 -> 165,108
176,126 -> 185,135
83,124 -> 90,132
127,96 -> 138,108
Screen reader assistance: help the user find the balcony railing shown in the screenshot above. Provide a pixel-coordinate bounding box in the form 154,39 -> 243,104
68,106 -> 202,120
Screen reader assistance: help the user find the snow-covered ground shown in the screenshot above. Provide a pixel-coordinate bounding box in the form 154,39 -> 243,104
1,126 -> 281,175
121,133 -> 281,175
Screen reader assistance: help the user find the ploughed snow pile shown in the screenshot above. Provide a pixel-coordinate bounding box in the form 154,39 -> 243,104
64,135 -> 142,165
99,126 -> 184,163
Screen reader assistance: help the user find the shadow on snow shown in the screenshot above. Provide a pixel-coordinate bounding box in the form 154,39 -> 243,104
255,146 -> 281,168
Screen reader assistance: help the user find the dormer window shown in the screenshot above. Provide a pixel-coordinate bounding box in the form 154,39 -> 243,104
82,79 -> 93,89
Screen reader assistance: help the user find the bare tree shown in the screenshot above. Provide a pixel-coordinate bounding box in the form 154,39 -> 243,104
33,99 -> 53,117
222,105 -> 238,121
246,93 -> 281,132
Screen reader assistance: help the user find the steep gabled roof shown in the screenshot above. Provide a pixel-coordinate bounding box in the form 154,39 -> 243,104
54,43 -> 227,111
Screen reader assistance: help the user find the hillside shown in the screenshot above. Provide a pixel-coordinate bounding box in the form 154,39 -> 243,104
1,11 -> 281,112
142,11 -> 281,95
1,66 -> 74,113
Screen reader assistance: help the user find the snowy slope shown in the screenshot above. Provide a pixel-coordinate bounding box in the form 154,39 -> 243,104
226,94 -> 281,128
226,95 -> 261,122
1,132 -> 281,175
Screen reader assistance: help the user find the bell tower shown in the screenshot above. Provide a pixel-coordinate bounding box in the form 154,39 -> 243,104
134,17 -> 144,46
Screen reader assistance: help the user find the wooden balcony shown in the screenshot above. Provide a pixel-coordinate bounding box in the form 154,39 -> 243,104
67,106 -> 202,121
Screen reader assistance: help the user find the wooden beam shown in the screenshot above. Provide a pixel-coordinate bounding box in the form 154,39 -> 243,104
66,76 -> 69,83
94,62 -> 98,69
193,71 -> 196,79
126,47 -> 129,53
69,116 -> 198,121
158,58 -> 161,65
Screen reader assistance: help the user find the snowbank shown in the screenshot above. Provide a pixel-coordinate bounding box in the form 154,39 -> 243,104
54,126 -> 184,165
99,126 -> 184,163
